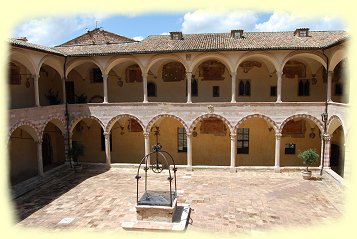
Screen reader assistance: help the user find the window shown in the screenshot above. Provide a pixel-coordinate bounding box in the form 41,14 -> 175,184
238,80 -> 251,96
177,128 -> 187,152
192,79 -> 198,97
213,86 -> 220,97
126,64 -> 143,83
91,68 -> 103,83
147,82 -> 156,97
101,128 -> 112,151
9,63 -> 21,85
285,143 -> 296,154
270,86 -> 277,96
335,83 -> 343,96
298,80 -> 310,96
237,128 -> 249,154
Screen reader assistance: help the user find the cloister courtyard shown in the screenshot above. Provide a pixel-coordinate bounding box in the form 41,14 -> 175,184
11,165 -> 344,235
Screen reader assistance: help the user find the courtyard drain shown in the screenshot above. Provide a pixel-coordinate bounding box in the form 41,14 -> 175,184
58,217 -> 75,225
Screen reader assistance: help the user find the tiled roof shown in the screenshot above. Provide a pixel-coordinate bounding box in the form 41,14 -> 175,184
9,38 -> 64,55
10,30 -> 348,57
59,28 -> 136,46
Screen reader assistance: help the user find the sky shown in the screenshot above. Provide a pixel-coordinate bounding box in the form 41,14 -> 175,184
11,10 -> 346,47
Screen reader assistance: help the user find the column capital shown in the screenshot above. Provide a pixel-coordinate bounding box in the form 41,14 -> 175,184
33,74 -> 40,80
186,132 -> 192,138
231,71 -> 237,77
103,131 -> 111,139
143,132 -> 150,138
35,139 -> 43,144
275,133 -> 282,139
142,72 -> 149,78
102,74 -> 108,79
322,133 -> 331,141
230,133 -> 237,140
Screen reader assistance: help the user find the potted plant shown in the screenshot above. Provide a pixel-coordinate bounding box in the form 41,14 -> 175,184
45,89 -> 61,105
69,141 -> 85,172
298,148 -> 319,180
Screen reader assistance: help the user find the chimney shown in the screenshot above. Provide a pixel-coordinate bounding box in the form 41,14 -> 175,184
294,28 -> 310,37
231,30 -> 244,39
169,32 -> 183,40
16,37 -> 28,42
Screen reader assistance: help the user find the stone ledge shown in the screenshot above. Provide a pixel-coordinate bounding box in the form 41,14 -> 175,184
122,204 -> 191,231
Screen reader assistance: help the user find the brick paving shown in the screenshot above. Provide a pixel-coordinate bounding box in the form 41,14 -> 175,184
12,166 -> 344,235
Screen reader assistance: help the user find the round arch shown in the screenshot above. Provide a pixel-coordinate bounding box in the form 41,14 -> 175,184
66,58 -> 104,78
234,114 -> 278,133
279,114 -> 324,133
327,115 -> 345,136
9,121 -> 40,142
40,117 -> 66,139
146,114 -> 188,133
189,53 -> 234,73
69,116 -> 105,135
329,48 -> 346,71
189,113 -> 233,134
38,55 -> 64,78
236,52 -> 280,73
146,54 -> 189,74
282,51 -> 327,70
104,56 -> 145,75
10,49 -> 37,75
106,114 -> 145,132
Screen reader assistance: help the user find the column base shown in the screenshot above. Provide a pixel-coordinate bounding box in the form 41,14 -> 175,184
186,166 -> 192,171
186,101 -> 192,103
274,166 -> 281,173
230,100 -> 236,103
230,167 -> 236,173
275,100 -> 282,103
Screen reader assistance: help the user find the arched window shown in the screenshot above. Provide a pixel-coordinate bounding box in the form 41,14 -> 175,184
192,79 -> 198,97
147,82 -> 157,97
239,80 -> 245,96
245,81 -> 251,96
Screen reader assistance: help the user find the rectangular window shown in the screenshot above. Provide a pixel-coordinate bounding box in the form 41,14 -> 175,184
237,128 -> 249,154
177,128 -> 187,152
213,86 -> 220,97
270,86 -> 277,96
101,128 -> 112,151
91,68 -> 103,83
284,143 -> 296,154
335,83 -> 343,96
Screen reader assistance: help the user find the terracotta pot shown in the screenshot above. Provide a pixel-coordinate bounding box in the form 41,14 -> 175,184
302,170 -> 312,180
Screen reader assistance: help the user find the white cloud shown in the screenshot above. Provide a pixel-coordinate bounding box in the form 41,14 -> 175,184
181,10 -> 259,33
132,36 -> 144,41
12,14 -> 110,46
255,12 -> 345,31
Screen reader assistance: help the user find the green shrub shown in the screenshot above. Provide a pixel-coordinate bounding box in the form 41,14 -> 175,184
298,148 -> 319,172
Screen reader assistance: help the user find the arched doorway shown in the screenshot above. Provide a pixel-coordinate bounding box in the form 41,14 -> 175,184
236,117 -> 276,166
9,127 -> 38,185
280,117 -> 321,167
109,116 -> 145,163
72,118 -> 105,163
191,116 -> 230,166
42,121 -> 65,171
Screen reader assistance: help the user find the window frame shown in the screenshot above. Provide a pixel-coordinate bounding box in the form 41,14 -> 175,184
177,127 -> 187,152
237,128 -> 249,154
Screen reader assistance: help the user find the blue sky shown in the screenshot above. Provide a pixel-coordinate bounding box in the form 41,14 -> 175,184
12,10 -> 345,46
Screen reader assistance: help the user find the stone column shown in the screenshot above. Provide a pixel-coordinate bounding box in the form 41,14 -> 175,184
186,72 -> 192,103
186,133 -> 192,171
320,133 -> 331,169
274,133 -> 282,172
230,133 -> 237,172
104,131 -> 111,167
34,74 -> 40,106
144,132 -> 150,165
102,74 -> 108,103
142,73 -> 148,103
327,70 -> 333,102
62,77 -> 67,104
36,140 -> 44,176
231,72 -> 237,103
276,70 -> 283,103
